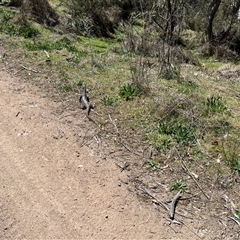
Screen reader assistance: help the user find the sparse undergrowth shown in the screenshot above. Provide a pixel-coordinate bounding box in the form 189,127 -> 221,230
0,4 -> 240,239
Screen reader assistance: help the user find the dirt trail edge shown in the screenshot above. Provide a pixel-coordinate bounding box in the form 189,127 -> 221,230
0,70 -> 194,239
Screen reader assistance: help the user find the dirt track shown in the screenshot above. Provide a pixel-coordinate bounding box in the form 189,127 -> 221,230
0,70 -> 196,239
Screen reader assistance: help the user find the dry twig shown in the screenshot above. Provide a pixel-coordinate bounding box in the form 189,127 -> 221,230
21,64 -> 39,73
44,50 -> 50,58
115,162 -> 130,172
169,190 -> 182,220
175,148 -> 210,200
109,114 -> 119,134
141,187 -> 202,238
223,195 -> 240,226
141,187 -> 169,212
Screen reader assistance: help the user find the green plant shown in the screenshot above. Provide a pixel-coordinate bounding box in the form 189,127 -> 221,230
101,96 -> 117,106
76,80 -> 84,87
157,121 -> 195,146
171,180 -> 188,192
221,136 -> 240,175
18,25 -> 39,38
235,208 -> 240,219
24,37 -> 79,53
119,83 -> 140,101
150,134 -> 173,152
204,95 -> 229,114
0,10 -> 39,38
24,39 -> 54,51
1,22 -> 16,36
0,8 -> 13,21
178,80 -> 198,94
58,84 -> 72,92
61,72 -> 70,81
159,135 -> 173,151
145,159 -> 160,171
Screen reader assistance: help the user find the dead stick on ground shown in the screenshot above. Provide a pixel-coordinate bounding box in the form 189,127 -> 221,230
142,188 -> 202,239
181,221 -> 203,240
141,187 -> 169,212
109,114 -> 119,134
44,50 -> 50,59
121,140 -> 142,156
169,190 -> 182,220
115,162 -> 130,172
142,187 -> 181,224
229,217 -> 240,226
175,148 -> 210,200
21,64 -> 39,73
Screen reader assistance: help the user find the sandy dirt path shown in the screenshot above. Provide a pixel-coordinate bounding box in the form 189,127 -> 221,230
0,70 -> 194,239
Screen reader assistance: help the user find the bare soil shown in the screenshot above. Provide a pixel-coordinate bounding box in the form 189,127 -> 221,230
0,68 -> 201,239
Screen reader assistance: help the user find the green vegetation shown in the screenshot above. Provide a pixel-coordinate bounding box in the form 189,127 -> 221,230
101,96 -> 118,106
24,37 -> 78,52
204,95 -> 229,115
145,159 -> 161,171
157,122 -> 195,146
0,8 -> 39,38
58,84 -> 72,92
222,135 -> 240,175
171,180 -> 188,192
18,25 -> 40,38
119,83 -> 140,101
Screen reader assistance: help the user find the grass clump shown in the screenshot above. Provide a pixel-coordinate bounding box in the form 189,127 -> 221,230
0,21 -> 16,36
101,96 -> 118,106
58,84 -> 72,92
171,180 -> 188,192
145,158 -> 161,171
119,83 -> 140,101
157,121 -> 196,146
0,8 -> 39,38
222,135 -> 240,175
177,80 -> 198,95
18,25 -> 39,38
204,95 -> 229,115
24,37 -> 79,53
0,7 -> 13,21
147,134 -> 173,152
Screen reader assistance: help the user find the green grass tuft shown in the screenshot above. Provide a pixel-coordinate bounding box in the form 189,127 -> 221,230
171,180 -> 188,192
145,159 -> 161,171
101,96 -> 118,106
204,95 -> 229,115
119,83 -> 140,101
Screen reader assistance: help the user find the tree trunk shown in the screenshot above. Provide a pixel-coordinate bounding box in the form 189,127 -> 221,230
21,0 -> 59,26
207,0 -> 221,55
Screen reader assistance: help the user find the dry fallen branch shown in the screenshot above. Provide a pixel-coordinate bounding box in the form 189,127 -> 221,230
109,114 -> 119,134
140,187 -> 202,238
141,187 -> 169,212
169,190 -> 182,220
141,187 -> 183,221
223,195 -> 240,226
175,148 -> 210,200
229,217 -> 240,226
21,64 -> 39,73
115,162 -> 130,172
44,50 -> 50,59
93,135 -> 105,160
142,187 -> 182,224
